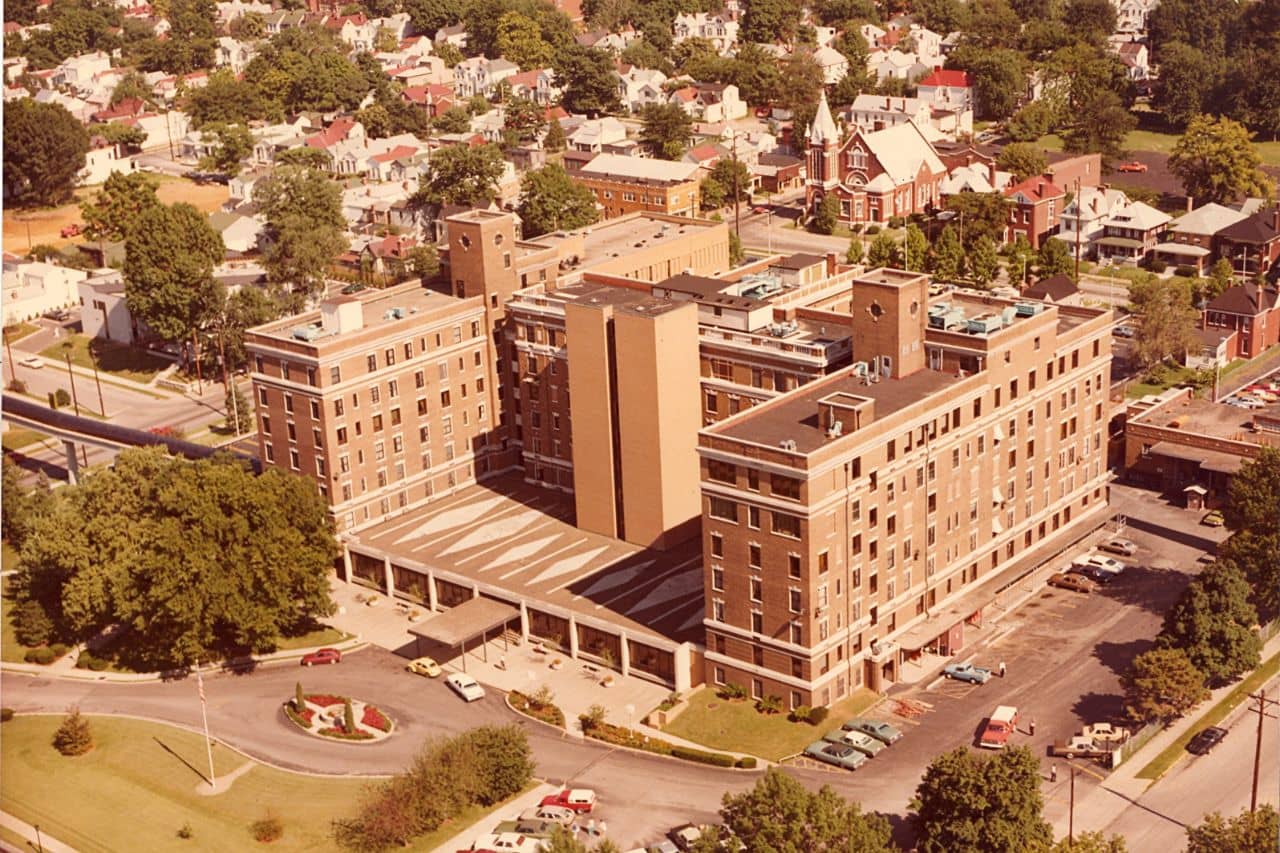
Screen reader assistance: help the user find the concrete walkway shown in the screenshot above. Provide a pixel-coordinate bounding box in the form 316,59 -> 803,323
428,783 -> 560,853
0,810 -> 78,853
1050,632 -> 1280,838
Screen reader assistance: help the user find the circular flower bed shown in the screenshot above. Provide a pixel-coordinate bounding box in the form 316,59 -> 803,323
284,693 -> 394,743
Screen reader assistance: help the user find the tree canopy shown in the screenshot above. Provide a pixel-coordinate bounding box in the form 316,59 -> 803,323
700,160 -> 752,210
639,102 -> 694,160
1186,805 -> 1279,853
417,143 -> 506,207
1221,446 -> 1280,620
1128,275 -> 1199,372
11,447 -> 337,667
554,45 -> 621,117
80,171 -> 162,245
518,164 -> 599,238
719,767 -> 896,852
913,746 -> 1052,853
253,165 -> 347,298
1168,115 -> 1274,205
124,201 -> 226,344
1157,560 -> 1261,685
3,99 -> 90,207
1123,646 -> 1209,722
996,143 -> 1047,182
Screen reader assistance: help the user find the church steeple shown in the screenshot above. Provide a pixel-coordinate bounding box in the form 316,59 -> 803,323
809,90 -> 838,147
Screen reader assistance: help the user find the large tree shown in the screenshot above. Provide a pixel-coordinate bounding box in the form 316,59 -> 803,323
1153,42 -> 1221,130
1128,275 -> 1199,372
495,10 -> 553,71
1036,237 -> 1073,278
700,160 -> 752,211
1157,560 -> 1261,685
1220,446 -> 1280,620
417,143 -> 506,207
11,447 -> 337,667
932,225 -> 965,281
1062,90 -> 1136,163
3,99 -> 90,207
1168,114 -> 1274,205
968,236 -> 1000,286
402,0 -> 463,37
996,143 -> 1048,182
198,122 -> 254,175
943,192 -> 1012,247
1123,646 -> 1209,722
79,171 -> 161,245
913,746 -> 1052,853
555,45 -> 621,117
518,164 -> 599,238
779,53 -> 825,134
719,767 -> 895,852
253,165 -> 347,298
639,103 -> 694,160
739,0 -> 802,44
1186,805 -> 1279,853
124,202 -> 226,344
947,47 -> 1025,121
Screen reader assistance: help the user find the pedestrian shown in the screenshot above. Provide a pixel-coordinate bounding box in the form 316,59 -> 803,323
599,819 -> 608,838
999,661 -> 1007,678
1051,764 -> 1058,782
1030,718 -> 1037,736
587,818 -> 596,836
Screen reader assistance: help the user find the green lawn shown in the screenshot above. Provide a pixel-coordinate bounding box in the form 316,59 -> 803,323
3,322 -> 39,342
663,687 -> 881,761
1,715 -> 373,853
1,426 -> 52,452
1125,365 -> 1201,398
273,624 -> 352,652
39,333 -> 171,383
1035,130 -> 1280,167
1,583 -> 37,664
1135,651 -> 1280,781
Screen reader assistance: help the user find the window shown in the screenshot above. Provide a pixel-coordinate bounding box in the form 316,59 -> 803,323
750,577 -> 762,602
388,380 -> 398,398
710,532 -> 724,558
712,567 -> 724,591
749,543 -> 762,568
748,506 -> 760,529
370,386 -> 380,404
366,354 -> 377,373
772,512 -> 801,538
707,459 -> 736,483
751,612 -> 763,634
709,497 -> 738,522
336,427 -> 348,445
372,414 -> 384,431
771,475 -> 801,500
441,389 -> 451,407
789,553 -> 801,578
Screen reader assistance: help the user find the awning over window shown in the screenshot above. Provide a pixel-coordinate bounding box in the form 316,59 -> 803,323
992,486 -> 1005,505
993,423 -> 1005,443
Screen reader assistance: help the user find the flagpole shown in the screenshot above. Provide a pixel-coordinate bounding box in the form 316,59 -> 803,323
196,659 -> 217,790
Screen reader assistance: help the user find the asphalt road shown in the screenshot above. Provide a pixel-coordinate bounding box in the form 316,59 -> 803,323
1102,671 -> 1280,849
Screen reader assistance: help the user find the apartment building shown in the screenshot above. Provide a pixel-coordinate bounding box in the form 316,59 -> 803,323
245,283 -> 505,531
698,269 -> 1115,706
574,154 -> 701,218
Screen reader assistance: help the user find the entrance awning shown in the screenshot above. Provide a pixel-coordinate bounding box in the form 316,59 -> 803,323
1148,441 -> 1248,474
409,596 -> 519,671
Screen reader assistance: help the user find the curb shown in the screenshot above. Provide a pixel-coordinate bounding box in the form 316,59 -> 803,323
503,692 -> 578,739
0,635 -> 366,683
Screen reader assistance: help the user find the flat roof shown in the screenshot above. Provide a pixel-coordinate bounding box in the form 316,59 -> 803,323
251,282 -> 468,344
349,477 -> 705,644
580,153 -> 700,183
408,597 -> 519,646
576,215 -> 721,272
1134,395 -> 1278,440
710,366 -> 965,454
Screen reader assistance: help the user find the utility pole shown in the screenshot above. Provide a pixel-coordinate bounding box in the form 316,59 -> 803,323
91,359 -> 106,416
1249,689 -> 1279,812
3,328 -> 15,386
63,352 -> 81,416
732,131 -> 741,239
1073,177 -> 1082,282
1068,764 -> 1076,846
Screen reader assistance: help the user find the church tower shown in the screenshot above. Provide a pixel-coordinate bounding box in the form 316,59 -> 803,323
805,91 -> 841,215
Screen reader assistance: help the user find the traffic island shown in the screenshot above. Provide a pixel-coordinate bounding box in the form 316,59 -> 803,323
283,692 -> 394,743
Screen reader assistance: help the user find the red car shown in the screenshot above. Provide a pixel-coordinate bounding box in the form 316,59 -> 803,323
60,223 -> 82,238
1115,161 -> 1147,173
539,788 -> 596,813
301,648 -> 342,666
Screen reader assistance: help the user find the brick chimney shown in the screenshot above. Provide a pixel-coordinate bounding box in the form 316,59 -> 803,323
1186,195 -> 1194,213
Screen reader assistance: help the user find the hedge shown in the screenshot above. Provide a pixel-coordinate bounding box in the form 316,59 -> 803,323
508,690 -> 566,727
24,647 -> 55,665
735,756 -> 757,769
284,703 -> 314,730
583,720 -> 739,767
671,745 -> 736,767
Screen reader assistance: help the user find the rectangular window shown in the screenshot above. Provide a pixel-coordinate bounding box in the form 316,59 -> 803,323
771,512 -> 801,538
709,497 -> 738,522
707,459 -> 736,484
771,475 -> 801,500
749,543 -> 762,568
710,533 -> 724,558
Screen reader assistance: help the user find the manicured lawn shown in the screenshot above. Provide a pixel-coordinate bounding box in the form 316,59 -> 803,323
411,782 -> 539,852
1,583 -> 37,664
0,715 -> 373,853
1,426 -> 51,452
1135,651 -> 1280,782
274,624 -> 352,652
663,687 -> 881,761
1125,365 -> 1201,398
3,322 -> 39,342
39,333 -> 171,383
1035,130 -> 1280,167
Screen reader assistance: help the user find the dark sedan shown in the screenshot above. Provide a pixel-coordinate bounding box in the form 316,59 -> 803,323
1186,726 -> 1227,755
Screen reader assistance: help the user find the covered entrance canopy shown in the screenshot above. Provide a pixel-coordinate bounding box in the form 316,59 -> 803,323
409,597 -> 519,672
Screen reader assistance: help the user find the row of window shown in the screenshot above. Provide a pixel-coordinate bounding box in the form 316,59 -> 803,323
706,462 -> 802,500
708,497 -> 801,538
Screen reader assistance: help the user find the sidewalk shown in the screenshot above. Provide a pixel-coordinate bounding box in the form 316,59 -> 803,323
0,810 -> 78,853
1048,632 -> 1280,838
428,783 -> 559,853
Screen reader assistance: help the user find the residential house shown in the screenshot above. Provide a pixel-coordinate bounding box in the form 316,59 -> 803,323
2,259 -> 88,324
215,0 -> 271,25
32,89 -> 94,122
669,83 -> 746,123
1115,41 -> 1149,82
79,139 -> 136,186
1203,282 -> 1280,360
1003,176 -> 1065,248
91,96 -> 148,124
753,151 -> 804,193
434,24 -> 468,49
1153,202 -> 1248,274
939,163 -> 1003,195
387,55 -> 453,88
684,143 -> 722,171
1115,0 -> 1157,34
216,36 -> 257,73
249,118 -> 313,164
263,9 -> 307,32
1096,200 -> 1171,265
468,110 -> 505,143
617,65 -> 668,113
1057,185 -> 1129,261
672,13 -> 738,54
574,153 -> 702,218
915,67 -> 974,114
805,94 -> 947,225
77,269 -> 140,345
50,51 -> 111,89
567,116 -> 629,153
1022,273 -> 1083,306
868,49 -> 929,83
576,27 -> 640,52
845,95 -> 933,134
453,57 -> 519,99
365,144 -> 421,181
812,45 -> 849,85
400,83 -> 454,118
507,68 -> 558,104
118,110 -> 190,153
208,210 -> 264,254
1216,205 -> 1280,281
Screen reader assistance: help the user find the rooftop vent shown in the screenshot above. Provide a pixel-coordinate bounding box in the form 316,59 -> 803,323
778,439 -> 798,451
291,323 -> 322,342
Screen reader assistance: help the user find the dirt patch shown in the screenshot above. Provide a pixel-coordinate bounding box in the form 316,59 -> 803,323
3,177 -> 229,255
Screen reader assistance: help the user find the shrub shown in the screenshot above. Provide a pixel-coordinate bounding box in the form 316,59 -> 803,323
1175,265 -> 1198,278
251,813 -> 284,843
865,225 -> 882,235
25,647 -> 55,665
54,388 -> 71,407
75,653 -> 95,669
13,599 -> 53,646
319,726 -> 374,740
531,684 -> 555,708
177,823 -> 194,839
284,703 -> 314,729
716,682 -> 748,701
670,745 -> 736,767
53,707 -> 93,756
1,708 -> 14,722
888,216 -> 905,228
850,223 -> 864,233
49,643 -> 68,658
657,691 -> 682,712
508,690 -> 566,727
463,724 -> 536,806
789,705 -> 812,723
579,703 -> 607,731
735,756 -> 758,769
7,378 -> 26,393
756,694 -> 784,715
1147,258 -> 1167,273
343,698 -> 355,734
88,655 -> 109,671
295,681 -> 304,712
807,706 -> 829,725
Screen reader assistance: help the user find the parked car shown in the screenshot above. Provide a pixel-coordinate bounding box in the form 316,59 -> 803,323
1233,397 -> 1265,410
492,819 -> 556,839
406,656 -> 441,677
842,718 -> 903,744
979,705 -> 1020,749
540,788 -> 596,813
456,831 -> 538,852
1069,565 -> 1114,585
1116,161 -> 1148,172
1098,537 -> 1138,556
1048,572 -> 1098,594
60,223 -> 82,238
669,824 -> 714,851
1186,726 -> 1228,755
1072,553 -> 1127,576
445,672 -> 486,702
647,841 -> 680,853
518,806 -> 575,827
300,648 -> 342,666
804,740 -> 867,770
17,356 -> 43,369
943,662 -> 993,684
1112,324 -> 1135,338
751,205 -> 767,214
823,729 -> 886,757
1201,510 -> 1225,527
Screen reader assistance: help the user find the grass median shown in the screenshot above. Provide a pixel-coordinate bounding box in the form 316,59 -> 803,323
1135,651 -> 1280,781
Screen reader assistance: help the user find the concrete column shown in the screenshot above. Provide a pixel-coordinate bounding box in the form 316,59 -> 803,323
382,555 -> 395,597
619,630 -> 630,677
568,613 -> 579,660
340,545 -> 353,584
673,643 -> 692,692
427,568 -> 439,611
519,601 -> 530,641
63,440 -> 79,485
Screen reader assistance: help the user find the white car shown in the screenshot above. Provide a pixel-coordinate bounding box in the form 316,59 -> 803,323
445,672 -> 486,702
1098,537 -> 1138,557
17,356 -> 43,369
1072,553 -> 1126,576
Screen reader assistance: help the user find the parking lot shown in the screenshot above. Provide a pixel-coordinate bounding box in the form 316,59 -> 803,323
778,483 -> 1232,827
